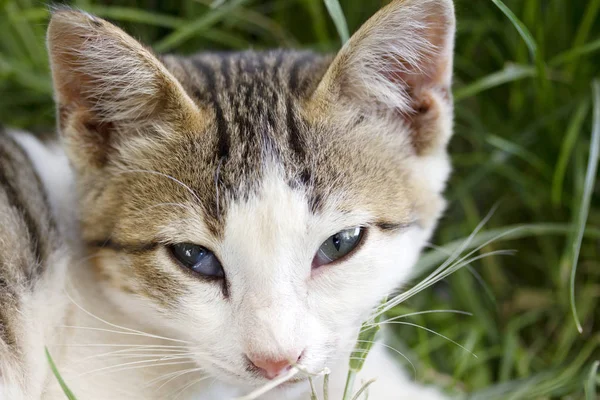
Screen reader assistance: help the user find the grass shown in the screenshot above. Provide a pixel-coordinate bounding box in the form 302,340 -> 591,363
46,348 -> 78,400
1,0 -> 599,398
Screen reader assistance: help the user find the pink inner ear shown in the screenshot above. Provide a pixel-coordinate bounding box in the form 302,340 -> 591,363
318,0 -> 455,117
380,12 -> 453,94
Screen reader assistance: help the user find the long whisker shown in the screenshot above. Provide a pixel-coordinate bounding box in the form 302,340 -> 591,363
102,360 -> 198,376
171,375 -> 213,400
49,343 -> 189,349
351,340 -> 417,377
79,358 -> 195,377
374,249 -> 514,318
78,347 -> 195,362
57,325 -> 191,343
148,367 -> 205,389
366,321 -> 477,358
362,309 -> 472,331
375,206 -> 500,316
77,353 -> 195,363
62,291 -> 192,344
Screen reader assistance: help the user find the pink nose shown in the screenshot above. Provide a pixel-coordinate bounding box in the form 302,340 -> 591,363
247,353 -> 302,379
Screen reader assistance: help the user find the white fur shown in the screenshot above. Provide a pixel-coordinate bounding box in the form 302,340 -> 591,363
1,132 -> 71,400
1,138 -> 451,398
39,165 -> 445,399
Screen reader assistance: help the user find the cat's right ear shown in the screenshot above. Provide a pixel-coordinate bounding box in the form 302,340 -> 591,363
47,9 -> 201,168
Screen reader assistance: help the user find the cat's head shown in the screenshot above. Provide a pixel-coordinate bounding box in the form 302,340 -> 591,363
47,0 -> 455,388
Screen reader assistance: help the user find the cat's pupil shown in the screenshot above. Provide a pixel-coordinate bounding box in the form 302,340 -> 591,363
332,234 -> 341,251
184,245 -> 203,260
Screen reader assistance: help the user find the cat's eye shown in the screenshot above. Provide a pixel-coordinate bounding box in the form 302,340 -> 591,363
313,227 -> 365,268
169,243 -> 224,278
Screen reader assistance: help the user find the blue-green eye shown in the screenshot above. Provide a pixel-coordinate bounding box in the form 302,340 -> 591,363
169,243 -> 224,278
313,227 -> 365,268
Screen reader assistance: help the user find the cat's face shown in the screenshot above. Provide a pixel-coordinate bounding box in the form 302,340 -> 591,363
48,0 -> 455,388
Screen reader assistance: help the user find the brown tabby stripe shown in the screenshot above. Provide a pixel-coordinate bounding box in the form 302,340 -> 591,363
0,134 -> 48,273
0,275 -> 18,349
190,58 -> 230,161
174,51 -> 332,218
0,128 -> 60,351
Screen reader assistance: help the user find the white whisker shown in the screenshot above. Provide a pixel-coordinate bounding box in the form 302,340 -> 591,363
363,309 -> 472,331
370,321 -> 477,358
80,359 -> 195,377
79,347 -> 196,362
171,375 -> 212,400
63,291 -> 192,344
50,343 -> 189,349
151,367 -> 205,390
351,340 -> 416,377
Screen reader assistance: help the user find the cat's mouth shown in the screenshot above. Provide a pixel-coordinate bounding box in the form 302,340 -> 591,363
207,358 -> 313,387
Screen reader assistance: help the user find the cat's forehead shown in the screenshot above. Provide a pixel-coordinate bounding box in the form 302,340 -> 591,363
164,51 -> 332,106
124,51 -> 417,237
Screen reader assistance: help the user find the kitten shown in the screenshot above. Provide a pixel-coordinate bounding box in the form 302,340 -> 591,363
0,0 -> 455,398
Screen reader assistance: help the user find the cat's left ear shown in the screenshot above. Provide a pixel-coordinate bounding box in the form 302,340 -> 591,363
313,0 -> 455,155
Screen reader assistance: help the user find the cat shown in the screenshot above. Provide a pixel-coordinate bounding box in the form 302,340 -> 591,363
0,0 -> 455,398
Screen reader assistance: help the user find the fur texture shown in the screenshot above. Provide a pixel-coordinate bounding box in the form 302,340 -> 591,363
0,0 -> 456,398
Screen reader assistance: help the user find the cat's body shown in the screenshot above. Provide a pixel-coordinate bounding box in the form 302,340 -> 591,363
0,1 -> 455,398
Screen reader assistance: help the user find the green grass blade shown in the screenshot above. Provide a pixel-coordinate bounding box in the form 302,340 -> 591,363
586,361 -> 600,400
552,100 -> 590,206
569,80 -> 600,333
308,377 -> 319,400
46,348 -> 78,400
323,0 -> 349,44
342,370 -> 357,400
490,0 -> 537,57
550,38 -> 600,67
568,0 -> 600,74
301,0 -> 329,44
417,223 -> 600,274
454,64 -> 536,102
572,0 -> 600,48
343,299 -> 385,400
154,0 -> 250,52
350,378 -> 377,400
87,6 -> 183,28
486,134 -> 549,176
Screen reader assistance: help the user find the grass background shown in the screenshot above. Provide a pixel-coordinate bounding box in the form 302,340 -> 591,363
1,0 -> 599,398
